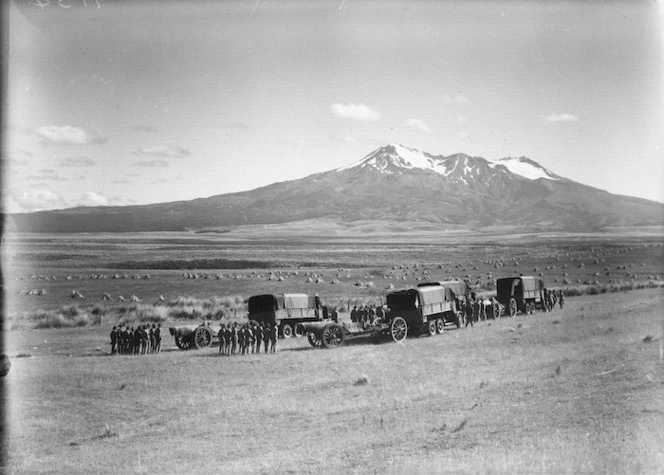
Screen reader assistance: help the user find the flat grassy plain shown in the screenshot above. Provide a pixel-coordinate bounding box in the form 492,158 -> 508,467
2,230 -> 664,472
4,289 -> 664,473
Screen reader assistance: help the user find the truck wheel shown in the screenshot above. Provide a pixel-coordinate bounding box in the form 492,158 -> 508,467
456,311 -> 464,328
321,323 -> 345,348
294,324 -> 305,337
390,317 -> 407,343
281,324 -> 293,339
426,319 -> 437,336
509,299 -> 517,317
193,326 -> 213,349
436,318 -> 445,334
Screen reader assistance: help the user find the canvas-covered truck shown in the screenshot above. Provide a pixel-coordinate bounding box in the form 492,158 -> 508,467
417,280 -> 469,328
385,284 -> 457,341
247,293 -> 328,338
496,276 -> 546,317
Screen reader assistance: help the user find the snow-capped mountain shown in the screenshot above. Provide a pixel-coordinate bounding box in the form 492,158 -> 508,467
9,144 -> 663,233
338,143 -> 560,183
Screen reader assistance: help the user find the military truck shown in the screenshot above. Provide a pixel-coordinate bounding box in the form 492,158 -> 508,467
385,284 -> 456,341
247,293 -> 328,338
417,280 -> 469,328
496,276 -> 546,317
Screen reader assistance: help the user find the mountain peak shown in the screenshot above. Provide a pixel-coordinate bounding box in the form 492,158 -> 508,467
336,143 -> 560,183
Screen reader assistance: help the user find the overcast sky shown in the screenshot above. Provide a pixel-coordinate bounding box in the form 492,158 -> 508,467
4,0 -> 663,212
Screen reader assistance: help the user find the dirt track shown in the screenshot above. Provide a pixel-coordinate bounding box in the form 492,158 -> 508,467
4,288 -> 664,473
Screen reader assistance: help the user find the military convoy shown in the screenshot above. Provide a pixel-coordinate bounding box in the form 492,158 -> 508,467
169,276 -> 552,351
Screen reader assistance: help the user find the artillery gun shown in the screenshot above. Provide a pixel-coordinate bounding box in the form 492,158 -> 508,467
168,323 -> 217,350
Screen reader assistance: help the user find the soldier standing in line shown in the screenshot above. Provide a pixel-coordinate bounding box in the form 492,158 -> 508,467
350,305 -> 358,323
218,324 -> 226,355
110,326 -> 118,355
269,323 -> 278,353
375,305 -> 384,322
465,297 -> 474,328
224,325 -> 233,355
245,324 -> 254,355
254,323 -> 264,354
149,324 -> 156,353
155,323 -> 162,353
231,323 -> 238,355
263,323 -> 271,353
558,289 -> 565,309
237,325 -> 245,355
368,305 -> 376,326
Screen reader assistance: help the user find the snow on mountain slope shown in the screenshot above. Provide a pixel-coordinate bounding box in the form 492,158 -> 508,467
338,143 -> 560,182
497,157 -> 560,181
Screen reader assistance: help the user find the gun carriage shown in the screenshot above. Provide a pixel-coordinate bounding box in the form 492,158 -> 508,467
168,323 -> 217,350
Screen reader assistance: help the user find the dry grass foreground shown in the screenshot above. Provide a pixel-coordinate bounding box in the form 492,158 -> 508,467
5,288 -> 664,473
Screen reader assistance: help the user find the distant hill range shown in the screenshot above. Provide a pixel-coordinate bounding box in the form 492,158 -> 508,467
7,144 -> 664,233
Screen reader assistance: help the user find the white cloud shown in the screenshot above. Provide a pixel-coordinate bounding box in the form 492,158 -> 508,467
443,94 -> 468,104
137,145 -> 191,157
134,159 -> 169,168
545,113 -> 578,122
457,115 -> 467,124
405,118 -> 431,133
59,156 -> 96,167
331,103 -> 381,122
80,192 -> 109,207
9,190 -> 68,212
37,125 -> 106,145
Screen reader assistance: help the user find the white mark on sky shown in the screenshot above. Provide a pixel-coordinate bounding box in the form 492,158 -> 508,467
249,0 -> 260,19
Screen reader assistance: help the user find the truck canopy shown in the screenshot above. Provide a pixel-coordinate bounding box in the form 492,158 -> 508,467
387,285 -> 451,311
248,293 -> 316,314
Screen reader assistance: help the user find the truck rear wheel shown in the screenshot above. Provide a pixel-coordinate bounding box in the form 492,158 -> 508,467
281,323 -> 293,339
426,319 -> 437,336
436,318 -> 445,334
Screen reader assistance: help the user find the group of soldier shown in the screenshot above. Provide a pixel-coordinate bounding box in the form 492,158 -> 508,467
110,323 -> 162,355
460,289 -> 565,328
349,304 -> 385,327
218,321 -> 278,355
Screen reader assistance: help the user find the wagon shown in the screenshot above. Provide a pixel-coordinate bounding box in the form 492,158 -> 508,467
298,319 -> 388,349
168,323 -> 218,350
496,276 -> 546,317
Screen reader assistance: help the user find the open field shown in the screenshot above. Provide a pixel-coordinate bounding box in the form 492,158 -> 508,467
2,231 -> 663,472
2,231 -> 663,327
4,288 -> 664,473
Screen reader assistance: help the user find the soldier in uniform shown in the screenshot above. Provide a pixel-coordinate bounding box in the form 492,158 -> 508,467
218,323 -> 226,355
558,289 -> 565,309
231,323 -> 238,355
254,323 -> 264,354
263,323 -> 271,353
465,297 -> 474,328
155,323 -> 162,353
110,326 -> 118,355
350,305 -> 358,323
269,323 -> 278,353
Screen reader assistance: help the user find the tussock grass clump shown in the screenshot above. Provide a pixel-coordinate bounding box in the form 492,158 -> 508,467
116,304 -> 169,327
164,295 -> 246,321
30,305 -> 103,329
